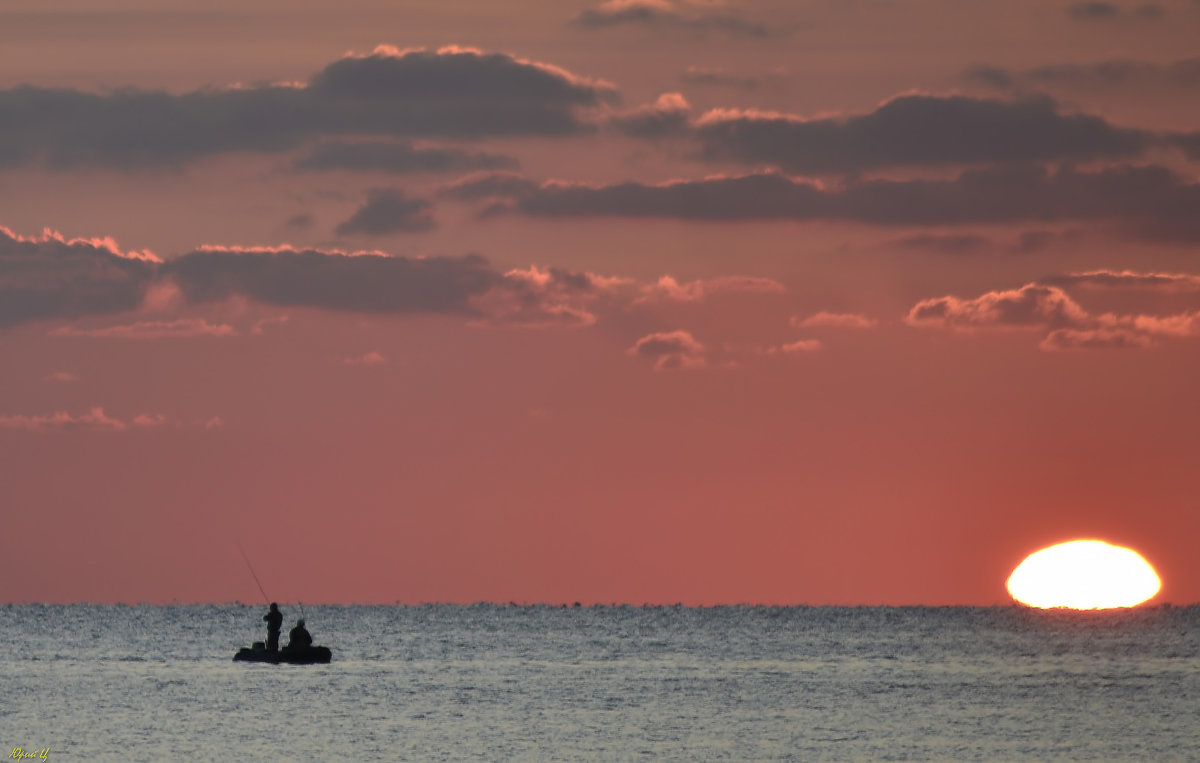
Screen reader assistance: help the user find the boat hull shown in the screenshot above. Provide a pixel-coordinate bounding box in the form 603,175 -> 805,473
233,645 -> 332,664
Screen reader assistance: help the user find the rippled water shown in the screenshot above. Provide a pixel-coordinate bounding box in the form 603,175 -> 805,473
2,604 -> 1197,761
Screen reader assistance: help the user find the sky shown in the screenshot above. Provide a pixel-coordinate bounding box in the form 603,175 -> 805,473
3,0 -> 1199,605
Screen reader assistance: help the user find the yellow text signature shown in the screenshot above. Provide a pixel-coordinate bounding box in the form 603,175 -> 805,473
9,749 -> 49,761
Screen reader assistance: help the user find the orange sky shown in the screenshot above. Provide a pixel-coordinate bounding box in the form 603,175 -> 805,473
2,0 -> 1199,604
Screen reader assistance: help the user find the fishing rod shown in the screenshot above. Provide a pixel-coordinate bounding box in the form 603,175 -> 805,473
238,542 -> 307,620
236,542 -> 271,605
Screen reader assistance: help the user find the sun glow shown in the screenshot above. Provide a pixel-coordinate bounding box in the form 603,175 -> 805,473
1007,540 -> 1161,609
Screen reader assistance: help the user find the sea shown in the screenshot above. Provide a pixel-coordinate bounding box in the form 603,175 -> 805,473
2,604 -> 1197,762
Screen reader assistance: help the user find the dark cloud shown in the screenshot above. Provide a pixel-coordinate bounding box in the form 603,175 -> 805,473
163,246 -> 493,313
1170,132 -> 1200,160
1067,2 -> 1122,19
284,213 -> 315,230
886,229 -> 1079,255
334,189 -> 436,236
295,140 -> 518,174
573,0 -> 769,37
461,164 -> 1200,237
438,172 -> 544,201
0,225 -> 645,329
0,46 -> 616,169
0,226 -> 157,328
693,95 -> 1152,173
1065,2 -> 1162,19
965,58 -> 1200,93
610,93 -> 692,138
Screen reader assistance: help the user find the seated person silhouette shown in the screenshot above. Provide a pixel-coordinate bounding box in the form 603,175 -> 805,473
263,603 -> 283,652
287,619 -> 313,651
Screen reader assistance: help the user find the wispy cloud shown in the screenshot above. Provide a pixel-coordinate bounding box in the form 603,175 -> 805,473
51,319 -> 236,339
334,188 -> 437,236
627,329 -> 707,370
343,351 -> 387,366
792,312 -> 878,329
573,0 -> 770,37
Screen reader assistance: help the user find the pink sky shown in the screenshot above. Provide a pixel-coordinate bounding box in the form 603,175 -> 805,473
3,0 -> 1200,604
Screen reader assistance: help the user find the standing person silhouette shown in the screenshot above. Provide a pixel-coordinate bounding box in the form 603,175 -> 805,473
263,603 -> 283,652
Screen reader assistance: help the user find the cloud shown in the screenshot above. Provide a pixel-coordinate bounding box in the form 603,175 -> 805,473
610,93 -> 692,138
906,284 -> 1090,331
461,164 -> 1200,238
573,0 -> 769,37
438,171 -> 543,202
756,337 -> 822,355
50,318 -> 236,339
908,276 -> 1200,349
334,189 -> 436,235
627,329 -> 707,370
884,229 -> 1080,255
343,351 -> 386,366
0,46 -> 617,169
640,274 -> 785,302
0,227 -> 505,326
0,408 -> 224,432
1040,270 -> 1200,291
2,223 -> 682,330
1065,2 -> 1163,20
692,94 -> 1153,173
0,407 -> 127,433
965,57 -> 1200,94
792,312 -> 877,329
1172,132 -> 1200,160
295,140 -> 518,174
1039,327 -> 1156,350
0,226 -> 158,328
680,66 -> 787,92
163,245 -> 497,314
284,213 -> 316,230
473,265 -> 630,327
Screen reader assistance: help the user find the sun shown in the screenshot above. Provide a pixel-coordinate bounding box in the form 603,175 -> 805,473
1006,539 -> 1161,609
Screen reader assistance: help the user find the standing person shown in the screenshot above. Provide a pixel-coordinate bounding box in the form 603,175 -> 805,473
287,619 -> 313,651
263,603 -> 283,652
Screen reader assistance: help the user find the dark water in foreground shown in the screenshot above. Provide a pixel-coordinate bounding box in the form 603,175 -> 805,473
2,605 -> 1197,761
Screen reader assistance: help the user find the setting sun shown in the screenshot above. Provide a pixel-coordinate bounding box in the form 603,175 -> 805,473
1007,540 -> 1162,609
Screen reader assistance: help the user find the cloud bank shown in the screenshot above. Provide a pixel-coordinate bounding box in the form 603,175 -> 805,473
0,46 -> 617,169
907,273 -> 1200,350
450,164 -> 1200,238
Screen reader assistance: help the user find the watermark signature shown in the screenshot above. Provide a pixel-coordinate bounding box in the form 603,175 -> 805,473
9,749 -> 49,761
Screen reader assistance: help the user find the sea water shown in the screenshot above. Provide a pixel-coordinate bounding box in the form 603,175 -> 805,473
1,604 -> 1197,761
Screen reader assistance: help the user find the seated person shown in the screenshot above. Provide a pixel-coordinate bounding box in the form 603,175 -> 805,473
287,619 -> 313,650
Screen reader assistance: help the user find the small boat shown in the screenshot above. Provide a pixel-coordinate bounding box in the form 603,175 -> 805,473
233,641 -> 332,664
